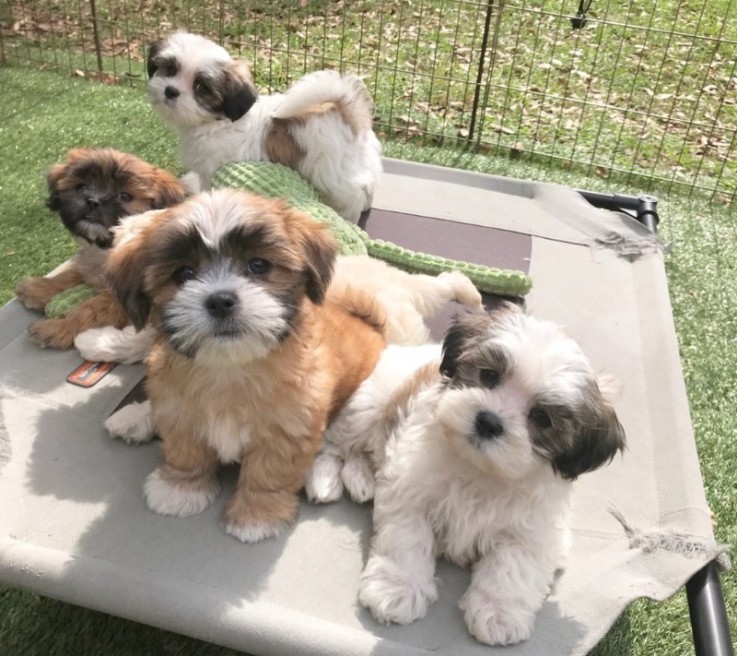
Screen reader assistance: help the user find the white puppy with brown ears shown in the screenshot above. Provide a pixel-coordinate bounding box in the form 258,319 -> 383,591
104,188 -> 388,542
147,31 -> 382,222
309,305 -> 626,646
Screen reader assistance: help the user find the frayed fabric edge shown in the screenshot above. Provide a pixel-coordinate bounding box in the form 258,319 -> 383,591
609,507 -> 732,571
593,233 -> 668,262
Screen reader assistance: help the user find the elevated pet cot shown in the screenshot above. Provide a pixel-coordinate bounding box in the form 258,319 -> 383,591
0,158 -> 731,655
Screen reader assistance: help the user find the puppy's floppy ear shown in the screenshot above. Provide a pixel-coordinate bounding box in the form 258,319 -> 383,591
440,311 -> 505,378
146,40 -> 163,79
554,389 -> 626,480
46,148 -> 93,210
440,317 -> 469,379
285,208 -> 337,305
221,61 -> 258,121
46,163 -> 65,211
150,170 -> 189,209
104,213 -> 159,330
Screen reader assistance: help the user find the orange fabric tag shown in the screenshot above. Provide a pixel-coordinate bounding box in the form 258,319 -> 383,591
66,361 -> 116,388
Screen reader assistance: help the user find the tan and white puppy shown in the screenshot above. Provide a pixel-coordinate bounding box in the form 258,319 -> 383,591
105,189 -> 386,542
15,148 -> 187,349
309,306 -> 626,645
147,31 -> 382,222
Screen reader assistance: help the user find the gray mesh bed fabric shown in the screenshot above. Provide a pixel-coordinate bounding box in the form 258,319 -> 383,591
0,159 -> 725,655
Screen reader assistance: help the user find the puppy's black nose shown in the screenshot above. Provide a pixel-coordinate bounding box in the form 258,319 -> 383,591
85,195 -> 101,208
205,291 -> 237,319
475,411 -> 504,440
164,86 -> 180,100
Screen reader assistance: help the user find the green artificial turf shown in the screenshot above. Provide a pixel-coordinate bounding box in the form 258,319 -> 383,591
0,66 -> 734,655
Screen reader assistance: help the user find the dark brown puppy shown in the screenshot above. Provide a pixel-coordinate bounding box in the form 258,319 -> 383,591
15,148 -> 188,350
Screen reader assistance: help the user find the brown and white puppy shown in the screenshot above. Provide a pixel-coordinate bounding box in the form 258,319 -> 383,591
105,188 -> 386,542
146,31 -> 382,222
310,306 -> 626,645
15,148 -> 187,349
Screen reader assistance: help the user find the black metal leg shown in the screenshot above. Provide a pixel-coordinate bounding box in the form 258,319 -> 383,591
577,189 -> 660,232
686,561 -> 734,656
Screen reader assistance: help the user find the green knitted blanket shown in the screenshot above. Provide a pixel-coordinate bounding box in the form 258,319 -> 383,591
213,161 -> 532,297
45,161 -> 532,318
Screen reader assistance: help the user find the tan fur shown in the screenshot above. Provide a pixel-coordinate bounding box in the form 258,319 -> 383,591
335,94 -> 375,136
263,84 -> 374,164
111,190 -> 386,538
157,427 -> 220,496
264,119 -> 305,169
146,290 -> 385,537
382,361 -> 439,434
15,149 -> 187,350
15,267 -> 85,311
267,96 -> 372,146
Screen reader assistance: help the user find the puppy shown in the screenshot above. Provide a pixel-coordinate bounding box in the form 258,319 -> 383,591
105,188 -> 387,542
146,31 -> 382,221
309,306 -> 626,645
15,148 -> 187,349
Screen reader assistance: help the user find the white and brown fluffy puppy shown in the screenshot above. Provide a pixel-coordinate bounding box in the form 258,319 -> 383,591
309,306 -> 626,646
146,31 -> 382,222
15,148 -> 187,349
105,188 -> 386,542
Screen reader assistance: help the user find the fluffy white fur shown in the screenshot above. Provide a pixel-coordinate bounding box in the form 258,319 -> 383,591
330,257 -> 482,346
104,400 -> 155,444
144,467 -> 221,517
309,307 -> 625,645
75,325 -> 155,364
148,31 -> 382,222
221,518 -> 283,544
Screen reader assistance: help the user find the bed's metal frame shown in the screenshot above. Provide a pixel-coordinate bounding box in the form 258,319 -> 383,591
579,190 -> 734,656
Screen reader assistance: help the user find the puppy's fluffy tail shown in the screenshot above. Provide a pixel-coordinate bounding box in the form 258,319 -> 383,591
271,70 -> 374,133
331,285 -> 387,336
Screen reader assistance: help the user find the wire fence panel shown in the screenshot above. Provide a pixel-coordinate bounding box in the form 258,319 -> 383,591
1,0 -> 735,203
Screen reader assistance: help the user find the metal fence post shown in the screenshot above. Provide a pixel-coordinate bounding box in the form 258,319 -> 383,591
89,0 -> 104,74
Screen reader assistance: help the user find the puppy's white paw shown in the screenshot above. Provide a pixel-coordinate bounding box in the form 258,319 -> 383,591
440,270 -> 483,310
105,401 -> 155,444
460,589 -> 534,646
341,454 -> 375,503
144,468 -> 219,517
358,556 -> 438,625
74,325 -> 152,364
222,518 -> 285,543
304,451 -> 344,504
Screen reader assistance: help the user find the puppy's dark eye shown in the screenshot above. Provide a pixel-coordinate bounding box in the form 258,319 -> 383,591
480,369 -> 500,389
173,266 -> 197,286
247,258 -> 271,275
119,191 -> 133,203
195,81 -> 211,95
75,183 -> 87,192
529,407 -> 552,428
